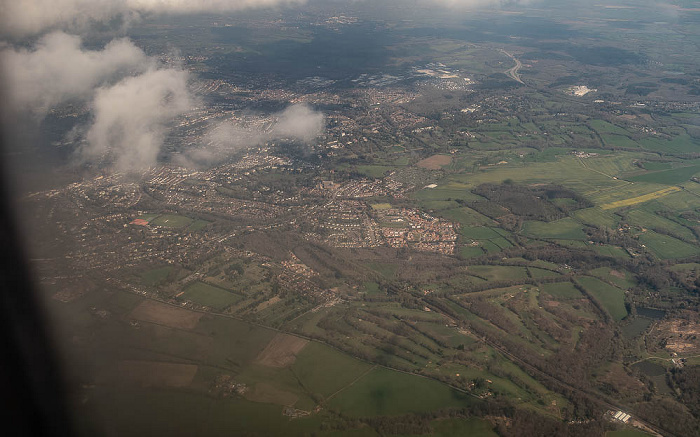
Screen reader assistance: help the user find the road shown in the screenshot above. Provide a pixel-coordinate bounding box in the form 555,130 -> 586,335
500,49 -> 524,84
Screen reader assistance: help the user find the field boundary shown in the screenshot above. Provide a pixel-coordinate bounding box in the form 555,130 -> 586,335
600,186 -> 681,210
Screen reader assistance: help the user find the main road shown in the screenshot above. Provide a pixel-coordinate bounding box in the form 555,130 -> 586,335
500,49 -> 525,84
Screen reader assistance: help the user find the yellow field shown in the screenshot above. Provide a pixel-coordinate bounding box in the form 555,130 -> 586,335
601,186 -> 681,210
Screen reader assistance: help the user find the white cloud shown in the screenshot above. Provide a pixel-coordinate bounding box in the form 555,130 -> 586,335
0,0 -> 129,37
0,32 -> 151,113
272,103 -> 325,143
179,103 -> 324,167
83,68 -> 195,171
126,0 -> 307,13
0,0 -> 308,37
0,30 -> 324,172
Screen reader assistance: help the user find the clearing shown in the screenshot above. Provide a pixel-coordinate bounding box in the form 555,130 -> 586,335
98,360 -> 198,388
255,333 -> 309,368
417,154 -> 453,170
129,300 -> 203,330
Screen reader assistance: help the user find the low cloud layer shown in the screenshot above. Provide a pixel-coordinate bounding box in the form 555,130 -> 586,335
0,32 -> 197,171
0,31 -> 323,172
0,32 -> 151,113
271,104 -> 325,143
180,103 -> 324,167
0,0 -> 307,37
0,0 -> 544,37
84,68 -> 195,171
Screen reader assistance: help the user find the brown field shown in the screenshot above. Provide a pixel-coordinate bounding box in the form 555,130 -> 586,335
98,360 -> 198,388
416,154 -> 452,170
659,319 -> 700,354
129,300 -> 203,330
255,333 -> 308,368
255,296 -> 282,312
245,382 -> 299,406
609,270 -> 625,278
600,364 -> 648,398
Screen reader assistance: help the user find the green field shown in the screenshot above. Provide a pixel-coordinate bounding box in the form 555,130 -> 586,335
461,226 -> 503,240
135,213 -> 160,222
461,246 -> 486,258
572,207 -> 619,228
590,120 -> 631,136
365,262 -> 399,278
328,367 -> 478,417
140,266 -> 173,286
606,429 -> 654,437
592,245 -> 631,259
467,265 -> 529,281
188,219 -> 210,231
589,267 -> 636,289
370,203 -> 393,210
180,281 -> 242,310
293,342 -> 373,399
356,165 -> 395,178
601,134 -> 639,149
627,208 -> 696,241
577,277 -> 628,321
629,164 -> 700,184
151,214 -> 194,228
522,218 -> 586,240
401,418 -> 497,437
639,231 -> 700,260
528,267 -> 560,278
80,388 -> 337,437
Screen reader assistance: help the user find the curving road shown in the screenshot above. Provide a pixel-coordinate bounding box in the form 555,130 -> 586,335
500,49 -> 524,84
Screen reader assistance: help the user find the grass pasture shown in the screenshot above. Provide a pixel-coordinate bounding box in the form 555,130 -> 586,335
639,231 -> 700,259
140,266 -> 173,286
292,342 -> 373,399
589,267 -> 636,289
577,277 -> 628,321
416,154 -> 452,169
328,367 -> 478,417
601,134 -> 639,149
403,418 -> 497,437
600,187 -> 681,210
606,429 -> 654,437
522,218 -> 586,240
151,214 -> 194,228
540,282 -> 582,299
630,164 -> 700,185
135,213 -> 159,222
370,203 -> 393,210
180,281 -> 242,310
81,388 -> 335,437
572,207 -> 619,228
440,207 -> 495,226
627,208 -> 696,242
467,265 -> 529,282
188,219 -> 210,231
590,120 -> 631,136
460,226 -> 502,240
527,267 -> 560,279
129,300 -> 203,330
356,165 -> 395,178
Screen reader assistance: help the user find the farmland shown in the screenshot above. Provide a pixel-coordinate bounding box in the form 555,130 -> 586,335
576,277 -> 628,321
328,368 -> 478,417
21,1 -> 700,436
179,281 -> 242,310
